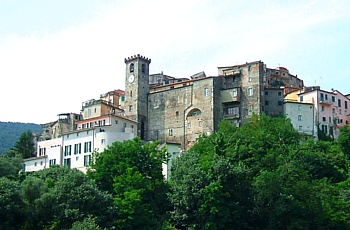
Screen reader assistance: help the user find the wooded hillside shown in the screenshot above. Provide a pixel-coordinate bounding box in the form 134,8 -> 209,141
0,122 -> 41,154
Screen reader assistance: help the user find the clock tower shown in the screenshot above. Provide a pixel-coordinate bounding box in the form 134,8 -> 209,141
124,54 -> 151,140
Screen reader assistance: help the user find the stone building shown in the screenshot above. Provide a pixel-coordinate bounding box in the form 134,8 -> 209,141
40,113 -> 81,141
124,55 -> 304,149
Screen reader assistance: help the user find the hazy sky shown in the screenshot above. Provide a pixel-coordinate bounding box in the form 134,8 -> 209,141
1,0 -> 349,124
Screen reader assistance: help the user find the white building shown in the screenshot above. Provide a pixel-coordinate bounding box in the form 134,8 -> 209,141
24,114 -> 137,173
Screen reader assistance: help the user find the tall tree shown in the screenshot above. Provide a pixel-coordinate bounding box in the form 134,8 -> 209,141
88,137 -> 169,229
0,178 -> 24,230
169,151 -> 254,230
338,125 -> 350,158
12,130 -> 35,158
0,154 -> 23,180
20,166 -> 116,230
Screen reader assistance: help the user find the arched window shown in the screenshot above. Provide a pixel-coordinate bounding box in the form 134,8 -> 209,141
187,109 -> 202,117
130,63 -> 134,73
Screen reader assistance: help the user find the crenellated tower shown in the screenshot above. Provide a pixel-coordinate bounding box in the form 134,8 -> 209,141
124,54 -> 151,140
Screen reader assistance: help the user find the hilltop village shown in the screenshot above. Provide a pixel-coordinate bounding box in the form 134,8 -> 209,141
24,54 -> 350,174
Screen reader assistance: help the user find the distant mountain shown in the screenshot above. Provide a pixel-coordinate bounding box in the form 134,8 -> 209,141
0,121 -> 42,155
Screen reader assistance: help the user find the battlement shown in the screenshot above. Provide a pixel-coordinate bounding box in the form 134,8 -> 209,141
124,54 -> 151,64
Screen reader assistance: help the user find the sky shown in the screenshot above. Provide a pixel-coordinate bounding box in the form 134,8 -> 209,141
1,0 -> 350,124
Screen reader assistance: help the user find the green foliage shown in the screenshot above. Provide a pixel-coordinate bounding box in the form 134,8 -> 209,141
170,114 -> 350,229
169,152 -> 253,229
1,115 -> 350,229
88,137 -> 169,229
338,125 -> 350,158
12,130 -> 36,158
0,178 -> 24,230
70,217 -> 103,230
0,121 -> 41,155
0,166 -> 115,230
0,154 -> 23,179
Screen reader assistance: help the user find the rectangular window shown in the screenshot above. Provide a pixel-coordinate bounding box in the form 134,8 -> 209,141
339,109 -> 342,115
129,105 -> 133,112
320,93 -> 324,101
278,101 -> 282,106
64,158 -> 71,168
265,101 -> 269,106
39,147 -> 46,156
64,145 -> 72,156
332,96 -> 335,102
329,117 -> 332,123
325,94 -> 328,101
233,89 -> 237,97
321,105 -> 324,111
49,159 -> 56,166
298,105 -> 302,111
300,96 -> 303,102
188,123 -> 191,129
298,126 -> 303,132
227,107 -> 239,116
74,143 -> 81,155
101,139 -> 106,144
84,142 -> 92,153
199,121 -> 203,127
345,101 -> 348,109
204,88 -> 209,96
265,91 -> 268,95
322,117 -> 326,122
168,129 -> 173,136
84,155 -> 91,166
248,88 -> 253,96
298,115 -> 302,121
278,91 -> 282,96
248,77 -> 252,82
338,99 -> 341,107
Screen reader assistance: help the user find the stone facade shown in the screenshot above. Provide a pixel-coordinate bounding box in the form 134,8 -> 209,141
40,113 -> 81,141
124,55 -> 303,150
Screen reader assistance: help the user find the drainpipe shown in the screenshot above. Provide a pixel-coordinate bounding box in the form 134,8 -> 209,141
183,84 -> 194,150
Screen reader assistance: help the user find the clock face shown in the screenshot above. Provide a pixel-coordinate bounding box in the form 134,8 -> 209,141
128,75 -> 135,83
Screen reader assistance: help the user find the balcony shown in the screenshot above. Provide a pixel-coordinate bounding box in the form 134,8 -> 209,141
319,100 -> 332,106
221,89 -> 240,103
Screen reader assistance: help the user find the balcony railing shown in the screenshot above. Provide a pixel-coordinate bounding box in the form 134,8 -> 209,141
223,113 -> 240,118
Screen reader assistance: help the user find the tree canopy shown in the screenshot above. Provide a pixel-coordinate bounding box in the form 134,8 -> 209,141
88,137 -> 170,229
169,114 -> 350,229
1,115 -> 350,229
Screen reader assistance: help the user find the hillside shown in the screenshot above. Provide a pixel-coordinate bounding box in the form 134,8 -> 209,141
0,121 -> 42,154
